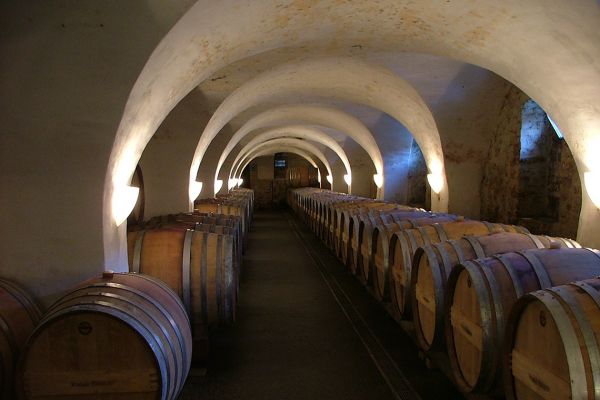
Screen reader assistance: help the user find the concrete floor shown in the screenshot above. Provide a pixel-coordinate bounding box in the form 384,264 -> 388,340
180,209 -> 463,400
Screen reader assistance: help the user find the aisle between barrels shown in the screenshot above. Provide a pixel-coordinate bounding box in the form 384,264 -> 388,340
180,209 -> 462,400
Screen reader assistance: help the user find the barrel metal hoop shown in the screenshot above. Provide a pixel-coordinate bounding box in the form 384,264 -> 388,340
433,242 -> 453,276
416,226 -> 432,247
464,236 -> 485,259
585,248 -> 600,262
460,261 -> 495,388
405,230 -> 420,265
448,240 -> 466,263
51,281 -> 189,369
61,291 -> 182,387
200,233 -> 209,325
0,314 -> 18,363
0,279 -> 42,322
182,230 -> 194,317
518,251 -> 553,289
493,254 -> 524,299
526,234 -> 545,249
532,289 -> 588,400
131,274 -> 190,327
133,230 -> 146,273
432,223 -> 448,242
562,282 -> 600,397
216,234 -> 223,322
482,221 -> 495,233
41,303 -> 172,400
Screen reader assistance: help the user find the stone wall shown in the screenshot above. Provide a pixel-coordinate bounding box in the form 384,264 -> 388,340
480,86 -> 581,239
480,85 -> 528,224
406,139 -> 428,209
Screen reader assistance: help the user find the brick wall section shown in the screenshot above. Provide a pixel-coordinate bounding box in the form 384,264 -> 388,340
480,85 -> 528,224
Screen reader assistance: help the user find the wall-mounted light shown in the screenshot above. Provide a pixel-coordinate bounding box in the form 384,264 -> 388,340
326,175 -> 333,184
112,185 -> 139,226
237,178 -> 243,187
189,180 -> 202,202
343,174 -> 352,186
427,173 -> 444,194
214,179 -> 223,195
228,178 -> 237,191
373,174 -> 384,189
318,172 -> 322,183
585,171 -> 600,208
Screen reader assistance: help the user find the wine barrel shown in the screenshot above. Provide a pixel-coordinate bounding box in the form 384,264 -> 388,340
412,233 -> 579,353
127,228 -> 236,328
370,215 -> 459,301
0,280 -> 42,399
390,220 -> 528,319
445,247 -> 600,395
16,272 -> 191,400
504,277 -> 600,400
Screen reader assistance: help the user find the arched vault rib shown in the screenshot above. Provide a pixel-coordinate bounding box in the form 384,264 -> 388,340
105,0 -> 600,269
190,57 -> 445,208
237,147 -> 323,187
226,125 -> 351,192
214,104 -> 384,195
233,138 -> 334,186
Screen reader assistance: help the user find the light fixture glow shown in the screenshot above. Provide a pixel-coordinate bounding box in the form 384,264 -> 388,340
214,179 -> 223,195
318,172 -> 322,183
585,172 -> 600,208
237,178 -> 243,187
228,178 -> 237,191
189,180 -> 202,202
427,173 -> 444,194
344,174 -> 352,186
326,175 -> 333,184
373,174 -> 384,188
112,185 -> 139,226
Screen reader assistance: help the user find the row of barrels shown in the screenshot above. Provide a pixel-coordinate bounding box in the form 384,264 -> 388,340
289,187 -> 600,399
1,189 -> 254,399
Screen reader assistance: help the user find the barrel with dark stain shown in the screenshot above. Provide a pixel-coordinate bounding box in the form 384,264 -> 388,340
389,220 -> 528,318
16,272 -> 191,400
504,276 -> 600,400
445,247 -> 600,395
0,279 -> 42,399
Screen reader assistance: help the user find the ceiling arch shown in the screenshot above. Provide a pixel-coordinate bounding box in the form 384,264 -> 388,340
232,138 -> 334,188
237,148 -> 322,187
191,57 -> 444,206
104,0 -> 600,269
227,125 -> 351,191
214,104 -> 383,193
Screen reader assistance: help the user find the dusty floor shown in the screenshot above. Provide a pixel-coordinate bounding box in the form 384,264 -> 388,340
180,209 -> 463,400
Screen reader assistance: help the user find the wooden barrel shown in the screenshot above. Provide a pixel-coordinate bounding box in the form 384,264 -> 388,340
127,228 -> 236,328
412,233 -> 579,353
360,212 -> 457,285
504,276 -> 600,400
0,280 -> 42,399
387,220 -> 527,319
370,215 -> 459,301
16,272 -> 191,400
445,247 -> 600,395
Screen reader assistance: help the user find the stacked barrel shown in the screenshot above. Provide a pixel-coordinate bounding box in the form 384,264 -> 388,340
3,189 -> 254,399
289,187 -> 599,399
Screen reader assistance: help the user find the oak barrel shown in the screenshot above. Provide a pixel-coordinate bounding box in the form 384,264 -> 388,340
389,220 -> 528,319
412,233 -> 578,353
17,272 -> 191,400
504,276 -> 600,400
0,279 -> 42,399
127,228 -> 236,328
370,215 -> 459,301
445,247 -> 600,395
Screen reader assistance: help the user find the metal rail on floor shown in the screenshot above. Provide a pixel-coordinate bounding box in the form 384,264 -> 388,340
287,213 -> 423,400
